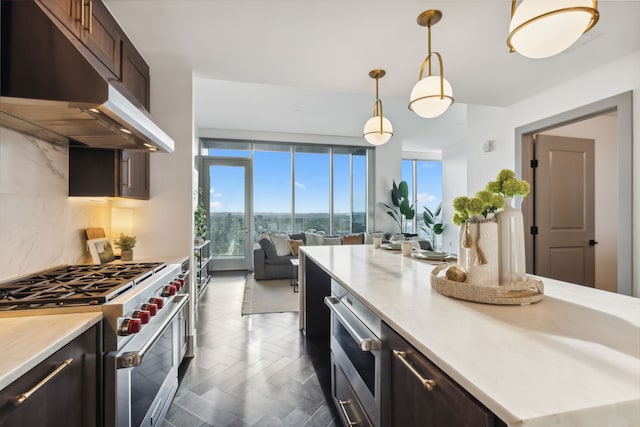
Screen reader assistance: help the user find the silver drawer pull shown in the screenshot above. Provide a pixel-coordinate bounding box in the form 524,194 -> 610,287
393,350 -> 437,391
338,399 -> 359,426
12,358 -> 73,406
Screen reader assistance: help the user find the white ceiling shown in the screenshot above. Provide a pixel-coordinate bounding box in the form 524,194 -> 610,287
105,0 -> 640,150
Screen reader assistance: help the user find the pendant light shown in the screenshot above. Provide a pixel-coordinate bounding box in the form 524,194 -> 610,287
408,9 -> 454,119
507,0 -> 599,59
363,69 -> 393,146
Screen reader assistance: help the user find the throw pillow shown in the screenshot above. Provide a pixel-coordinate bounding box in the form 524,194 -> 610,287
269,233 -> 292,256
289,232 -> 306,244
322,236 -> 342,246
258,237 -> 278,259
364,232 -> 384,244
305,232 -> 325,246
341,233 -> 364,245
289,239 -> 304,256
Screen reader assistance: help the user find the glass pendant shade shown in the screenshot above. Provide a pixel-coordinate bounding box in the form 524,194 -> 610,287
363,115 -> 393,146
409,75 -> 453,119
508,0 -> 599,59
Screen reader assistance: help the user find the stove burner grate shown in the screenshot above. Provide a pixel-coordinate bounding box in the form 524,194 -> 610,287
0,262 -> 166,310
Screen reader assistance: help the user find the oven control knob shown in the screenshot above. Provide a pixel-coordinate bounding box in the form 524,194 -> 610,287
162,285 -> 177,297
132,310 -> 151,324
175,278 -> 185,287
149,297 -> 164,309
171,280 -> 182,291
119,318 -> 142,336
140,303 -> 157,316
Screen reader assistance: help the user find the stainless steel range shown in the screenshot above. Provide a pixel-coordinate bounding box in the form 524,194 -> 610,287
0,261 -> 189,427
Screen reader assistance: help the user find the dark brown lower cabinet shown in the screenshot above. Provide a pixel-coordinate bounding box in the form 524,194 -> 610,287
0,324 -> 101,427
382,322 -> 505,427
332,355 -> 374,427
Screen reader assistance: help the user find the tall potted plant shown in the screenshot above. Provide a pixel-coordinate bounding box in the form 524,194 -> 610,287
194,201 -> 208,243
420,203 -> 444,250
383,180 -> 415,234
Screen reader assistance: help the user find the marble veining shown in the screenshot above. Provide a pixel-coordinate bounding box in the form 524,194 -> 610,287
0,127 -> 110,281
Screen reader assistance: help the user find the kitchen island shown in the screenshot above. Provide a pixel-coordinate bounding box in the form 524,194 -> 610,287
299,245 -> 640,426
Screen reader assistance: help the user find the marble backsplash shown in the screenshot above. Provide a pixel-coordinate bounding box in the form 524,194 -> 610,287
0,127 -> 110,281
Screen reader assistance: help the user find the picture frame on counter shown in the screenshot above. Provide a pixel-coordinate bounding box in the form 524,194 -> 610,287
87,238 -> 116,264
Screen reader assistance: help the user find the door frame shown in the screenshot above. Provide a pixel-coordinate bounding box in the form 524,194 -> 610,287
514,91 -> 633,296
201,156 -> 253,271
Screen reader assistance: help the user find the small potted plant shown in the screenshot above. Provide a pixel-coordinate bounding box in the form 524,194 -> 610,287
114,233 -> 137,262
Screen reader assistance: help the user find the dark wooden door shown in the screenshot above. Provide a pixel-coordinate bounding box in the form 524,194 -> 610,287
79,0 -> 122,78
121,150 -> 150,199
0,325 -> 99,427
535,135 -> 596,286
382,323 -> 497,427
37,0 -> 80,34
121,37 -> 151,110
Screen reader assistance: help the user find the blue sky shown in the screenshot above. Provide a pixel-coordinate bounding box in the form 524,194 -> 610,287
207,150 -> 441,214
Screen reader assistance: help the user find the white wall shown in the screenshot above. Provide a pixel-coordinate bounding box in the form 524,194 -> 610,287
134,67 -> 194,261
540,116 -> 618,293
0,128 -> 110,281
477,50 -> 640,296
441,142 -> 467,254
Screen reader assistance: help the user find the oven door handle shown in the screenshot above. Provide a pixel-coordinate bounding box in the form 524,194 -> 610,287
325,296 -> 380,352
117,294 -> 189,369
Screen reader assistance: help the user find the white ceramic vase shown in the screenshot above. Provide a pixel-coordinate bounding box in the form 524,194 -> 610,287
458,218 -> 500,287
496,197 -> 526,285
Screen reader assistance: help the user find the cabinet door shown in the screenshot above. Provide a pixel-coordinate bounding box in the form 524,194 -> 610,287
382,323 -> 497,427
0,325 -> 99,427
79,0 -> 122,78
121,37 -> 151,110
69,147 -> 119,197
121,150 -> 150,199
37,0 -> 80,34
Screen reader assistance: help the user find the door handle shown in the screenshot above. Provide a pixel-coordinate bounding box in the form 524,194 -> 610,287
589,240 -> 598,246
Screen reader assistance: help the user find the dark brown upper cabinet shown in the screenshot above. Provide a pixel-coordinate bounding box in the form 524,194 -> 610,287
69,147 -> 150,199
35,0 -> 149,108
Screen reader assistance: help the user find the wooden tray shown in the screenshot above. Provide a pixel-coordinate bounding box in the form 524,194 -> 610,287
430,263 -> 544,305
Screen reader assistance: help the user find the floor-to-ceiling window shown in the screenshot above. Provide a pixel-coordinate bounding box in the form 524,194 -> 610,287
294,146 -> 331,233
253,145 -> 292,235
201,140 -> 373,254
402,159 -> 443,246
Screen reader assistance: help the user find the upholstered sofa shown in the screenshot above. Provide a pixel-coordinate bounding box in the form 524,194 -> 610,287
253,231 -> 432,280
253,232 -> 371,280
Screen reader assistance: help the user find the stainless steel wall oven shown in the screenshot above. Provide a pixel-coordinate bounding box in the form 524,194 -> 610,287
325,280 -> 381,427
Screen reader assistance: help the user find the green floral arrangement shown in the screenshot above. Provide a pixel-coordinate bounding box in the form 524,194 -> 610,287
114,233 -> 137,250
452,169 -> 530,225
485,169 -> 530,198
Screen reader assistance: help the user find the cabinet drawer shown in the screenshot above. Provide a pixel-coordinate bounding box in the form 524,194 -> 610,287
0,325 -> 99,427
332,357 -> 374,427
384,323 -> 497,426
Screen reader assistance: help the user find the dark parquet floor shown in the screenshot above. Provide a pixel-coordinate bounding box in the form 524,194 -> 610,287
162,271 -> 342,427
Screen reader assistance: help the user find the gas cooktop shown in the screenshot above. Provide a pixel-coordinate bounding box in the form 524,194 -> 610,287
0,262 -> 166,311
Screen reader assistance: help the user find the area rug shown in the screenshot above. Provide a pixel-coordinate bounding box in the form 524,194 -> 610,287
241,274 -> 299,315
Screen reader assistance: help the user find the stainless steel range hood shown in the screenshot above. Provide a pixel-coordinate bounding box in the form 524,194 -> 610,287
0,0 -> 174,153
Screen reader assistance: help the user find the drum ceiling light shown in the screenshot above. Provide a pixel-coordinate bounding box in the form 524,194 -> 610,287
408,9 -> 454,119
363,69 -> 393,146
507,0 -> 599,59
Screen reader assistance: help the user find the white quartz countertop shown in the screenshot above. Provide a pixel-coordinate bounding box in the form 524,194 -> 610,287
301,245 -> 640,427
0,312 -> 103,389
